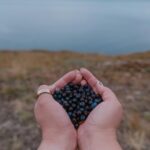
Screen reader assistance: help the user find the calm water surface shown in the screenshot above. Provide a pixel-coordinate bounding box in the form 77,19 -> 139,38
0,0 -> 150,54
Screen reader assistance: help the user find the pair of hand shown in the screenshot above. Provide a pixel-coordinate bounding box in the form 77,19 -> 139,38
34,68 -> 123,150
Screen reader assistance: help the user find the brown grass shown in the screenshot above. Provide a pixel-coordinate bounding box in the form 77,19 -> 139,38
0,50 -> 150,150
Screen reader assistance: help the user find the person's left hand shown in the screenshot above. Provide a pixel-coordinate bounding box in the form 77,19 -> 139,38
34,70 -> 82,150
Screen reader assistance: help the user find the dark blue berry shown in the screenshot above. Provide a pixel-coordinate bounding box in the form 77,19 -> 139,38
80,102 -> 85,106
91,102 -> 98,109
68,112 -> 72,117
76,110 -> 82,115
52,82 -> 103,129
76,93 -> 81,98
80,115 -> 86,121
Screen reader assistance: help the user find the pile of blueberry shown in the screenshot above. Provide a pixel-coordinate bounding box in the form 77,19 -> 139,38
52,83 -> 103,129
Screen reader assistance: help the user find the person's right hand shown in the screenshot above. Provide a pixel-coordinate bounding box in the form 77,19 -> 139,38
78,68 -> 123,150
34,70 -> 82,150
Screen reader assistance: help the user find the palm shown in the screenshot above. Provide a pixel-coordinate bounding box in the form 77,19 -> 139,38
35,94 -> 74,130
84,100 -> 122,129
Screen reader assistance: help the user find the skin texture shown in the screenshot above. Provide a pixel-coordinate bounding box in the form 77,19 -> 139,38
78,68 -> 123,150
34,70 -> 82,150
34,68 -> 123,150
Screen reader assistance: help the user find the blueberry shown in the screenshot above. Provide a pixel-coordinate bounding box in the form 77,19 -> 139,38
55,90 -> 61,95
72,118 -> 77,123
63,101 -> 69,107
86,92 -> 90,96
80,102 -> 85,106
62,92 -> 66,97
95,98 -> 101,103
72,103 -> 76,108
83,85 -> 88,89
68,107 -> 73,111
75,124 -> 79,129
52,82 -> 103,129
91,102 -> 98,108
72,98 -> 77,102
89,100 -> 93,104
57,94 -> 62,99
80,115 -> 86,121
53,93 -> 57,99
68,112 -> 72,117
66,90 -> 71,95
66,97 -> 69,101
76,110 -> 82,115
80,107 -> 84,112
76,93 -> 81,98
85,105 -> 90,110
80,97 -> 85,101
72,113 -> 77,118
79,88 -> 83,93
84,111 -> 89,115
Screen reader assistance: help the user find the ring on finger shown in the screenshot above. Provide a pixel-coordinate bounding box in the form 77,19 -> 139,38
37,88 -> 50,96
96,80 -> 104,87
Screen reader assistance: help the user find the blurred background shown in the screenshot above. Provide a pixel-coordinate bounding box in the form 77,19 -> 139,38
0,0 -> 150,150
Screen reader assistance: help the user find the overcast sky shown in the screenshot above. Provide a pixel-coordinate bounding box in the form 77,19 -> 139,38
0,0 -> 150,54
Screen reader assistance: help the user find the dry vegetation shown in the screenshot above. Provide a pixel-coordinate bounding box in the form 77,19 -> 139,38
0,50 -> 150,150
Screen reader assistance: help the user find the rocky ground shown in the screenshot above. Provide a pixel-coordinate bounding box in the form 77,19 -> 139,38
0,50 -> 150,150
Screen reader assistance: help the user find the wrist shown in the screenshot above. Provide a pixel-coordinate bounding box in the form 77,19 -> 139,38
38,141 -> 65,150
78,126 -> 121,150
39,139 -> 76,150
39,129 -> 77,150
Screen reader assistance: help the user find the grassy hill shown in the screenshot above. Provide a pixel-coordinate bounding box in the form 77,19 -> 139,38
0,50 -> 150,150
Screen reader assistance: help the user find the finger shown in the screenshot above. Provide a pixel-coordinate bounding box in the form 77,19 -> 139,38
35,86 -> 53,124
81,79 -> 87,85
37,84 -> 51,95
80,67 -> 98,89
37,85 -> 53,100
37,84 -> 49,91
72,70 -> 82,84
50,70 -> 77,93
96,84 -> 118,102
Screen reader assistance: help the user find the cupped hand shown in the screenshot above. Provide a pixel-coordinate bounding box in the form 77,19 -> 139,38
34,68 -> 123,150
79,68 -> 123,130
34,70 -> 82,150
78,68 -> 123,150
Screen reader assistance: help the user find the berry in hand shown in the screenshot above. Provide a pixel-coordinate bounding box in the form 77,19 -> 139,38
52,83 -> 103,129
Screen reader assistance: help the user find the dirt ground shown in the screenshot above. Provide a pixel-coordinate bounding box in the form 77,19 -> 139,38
0,51 -> 150,150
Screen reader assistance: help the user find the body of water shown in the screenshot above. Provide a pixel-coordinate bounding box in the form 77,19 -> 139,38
0,0 -> 150,54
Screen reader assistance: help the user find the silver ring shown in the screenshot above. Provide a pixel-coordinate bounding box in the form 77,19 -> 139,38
96,80 -> 104,86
